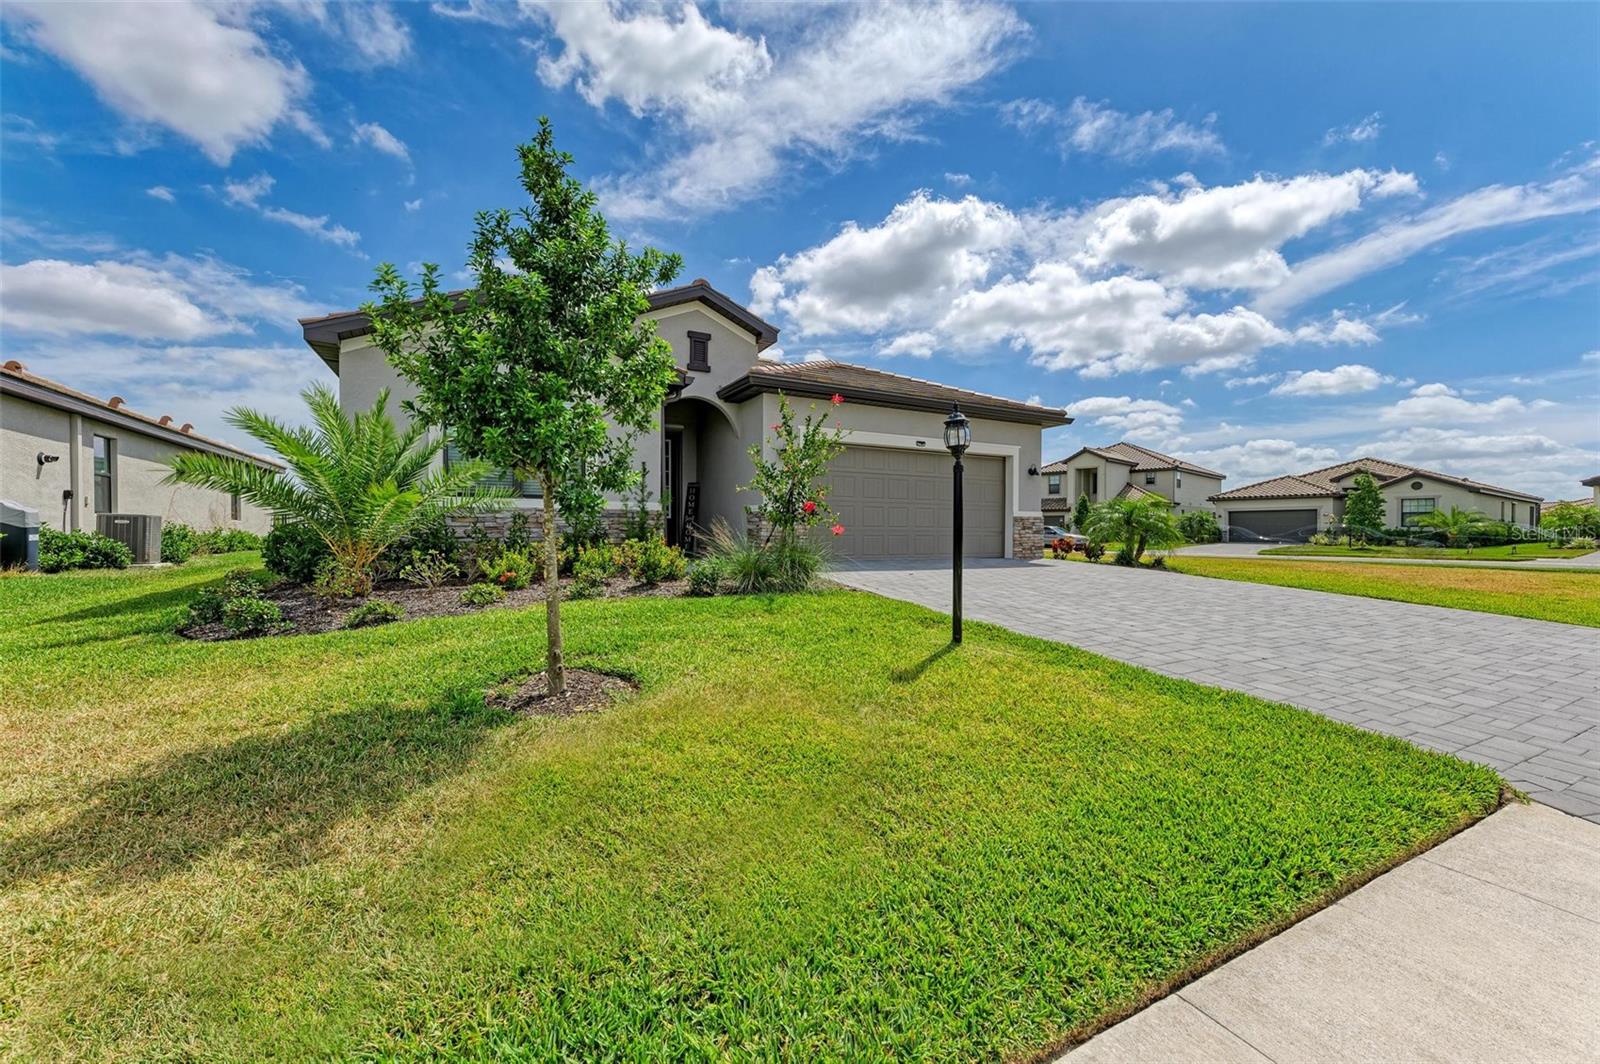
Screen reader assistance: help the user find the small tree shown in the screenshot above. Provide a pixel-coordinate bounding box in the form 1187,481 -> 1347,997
1177,509 -> 1221,544
365,118 -> 682,696
165,384 -> 503,594
743,393 -> 850,544
1072,492 -> 1092,534
1540,501 -> 1600,541
1413,506 -> 1490,551
1343,472 -> 1385,544
1083,495 -> 1183,565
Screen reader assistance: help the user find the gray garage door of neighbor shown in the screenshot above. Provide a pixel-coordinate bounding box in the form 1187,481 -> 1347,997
1227,508 -> 1319,542
822,445 -> 1006,560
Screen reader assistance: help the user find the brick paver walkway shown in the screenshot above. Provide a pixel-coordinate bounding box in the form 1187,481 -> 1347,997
832,559 -> 1600,822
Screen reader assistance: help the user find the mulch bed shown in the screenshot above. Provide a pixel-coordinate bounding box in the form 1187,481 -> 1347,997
486,669 -> 639,717
178,574 -> 688,641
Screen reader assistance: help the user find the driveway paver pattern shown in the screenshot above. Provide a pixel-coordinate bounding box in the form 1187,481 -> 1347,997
832,559 -> 1600,821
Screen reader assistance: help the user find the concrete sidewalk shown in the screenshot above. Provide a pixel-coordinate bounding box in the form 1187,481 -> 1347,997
1061,803 -> 1600,1063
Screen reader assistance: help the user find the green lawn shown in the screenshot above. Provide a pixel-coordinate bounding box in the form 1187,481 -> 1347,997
1,555 -> 1500,1060
1170,556 -> 1600,627
1260,542 -> 1593,561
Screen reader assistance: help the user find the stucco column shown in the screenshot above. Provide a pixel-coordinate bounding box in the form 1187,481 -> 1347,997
67,412 -> 82,530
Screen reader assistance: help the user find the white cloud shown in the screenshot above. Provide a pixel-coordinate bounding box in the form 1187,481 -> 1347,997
1434,151 -> 1451,171
352,121 -> 410,163
1068,395 -> 1185,438
944,172 -> 973,187
1324,111 -> 1382,146
1380,382 -> 1542,423
1003,96 -> 1223,161
1081,169 -> 1419,291
1355,426 -> 1597,500
0,253 -> 310,340
1271,363 -> 1393,397
750,191 -> 1021,335
1181,438 -> 1342,481
877,331 -> 938,358
218,171 -> 362,250
145,185 -> 176,203
3,0 -> 316,164
1256,162 -> 1600,314
404,198 -> 423,212
1225,373 -> 1279,389
223,171 -> 275,208
339,3 -> 411,66
530,1 -> 1024,219
1290,313 -> 1381,346
1582,350 -> 1600,363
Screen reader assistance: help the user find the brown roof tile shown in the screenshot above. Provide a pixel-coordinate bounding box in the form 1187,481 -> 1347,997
1041,441 -> 1224,478
717,360 -> 1071,425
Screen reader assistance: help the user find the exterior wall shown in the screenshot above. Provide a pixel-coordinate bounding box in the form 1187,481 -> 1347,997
1158,469 -> 1223,513
1376,475 -> 1538,529
1,393 -> 271,534
1050,455 -> 1129,507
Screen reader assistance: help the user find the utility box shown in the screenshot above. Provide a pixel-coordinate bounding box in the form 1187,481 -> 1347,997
0,500 -> 41,571
97,513 -> 164,565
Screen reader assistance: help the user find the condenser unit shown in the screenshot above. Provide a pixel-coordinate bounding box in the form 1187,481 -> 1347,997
97,513 -> 164,564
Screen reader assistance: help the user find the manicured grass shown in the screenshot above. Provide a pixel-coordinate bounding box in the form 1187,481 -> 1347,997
1170,556 -> 1600,627
1,555 -> 1500,1060
1261,542 -> 1593,561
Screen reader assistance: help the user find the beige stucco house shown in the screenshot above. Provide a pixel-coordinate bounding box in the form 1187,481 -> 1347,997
1,360 -> 277,534
1209,456 -> 1542,542
300,279 -> 1070,560
1039,442 -> 1225,522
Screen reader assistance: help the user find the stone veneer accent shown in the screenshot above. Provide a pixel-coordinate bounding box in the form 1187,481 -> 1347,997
447,508 -> 634,544
1012,515 -> 1044,560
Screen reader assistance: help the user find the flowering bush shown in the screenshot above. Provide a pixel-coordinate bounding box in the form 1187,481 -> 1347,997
479,548 -> 537,590
743,393 -> 849,543
1050,537 -> 1075,555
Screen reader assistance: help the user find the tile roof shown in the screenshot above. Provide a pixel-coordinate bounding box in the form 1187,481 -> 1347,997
1042,496 -> 1075,512
717,360 -> 1071,425
1211,455 -> 1541,503
0,360 -> 282,469
1041,441 -> 1225,478
1114,481 -> 1164,501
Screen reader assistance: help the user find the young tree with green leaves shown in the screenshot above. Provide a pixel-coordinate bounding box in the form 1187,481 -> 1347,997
1342,472 -> 1385,543
1072,492 -> 1092,534
743,393 -> 850,544
165,384 -> 504,595
1083,495 -> 1183,565
364,118 -> 682,695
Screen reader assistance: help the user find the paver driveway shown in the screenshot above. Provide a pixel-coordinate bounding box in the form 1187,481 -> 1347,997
832,559 -> 1600,822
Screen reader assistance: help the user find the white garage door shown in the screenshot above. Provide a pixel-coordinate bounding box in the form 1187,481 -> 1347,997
821,445 -> 1006,560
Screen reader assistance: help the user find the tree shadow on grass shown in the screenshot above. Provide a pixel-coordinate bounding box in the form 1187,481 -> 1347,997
23,584 -> 203,633
0,688 -> 514,892
890,643 -> 957,683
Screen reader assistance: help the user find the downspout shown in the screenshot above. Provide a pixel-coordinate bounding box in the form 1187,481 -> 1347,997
68,412 -> 83,530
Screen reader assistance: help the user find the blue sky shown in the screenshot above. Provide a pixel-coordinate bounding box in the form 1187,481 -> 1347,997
2,1 -> 1597,499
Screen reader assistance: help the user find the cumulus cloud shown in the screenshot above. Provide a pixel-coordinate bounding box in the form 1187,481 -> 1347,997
1225,373 -> 1279,389
1355,426 -> 1597,499
352,121 -> 410,163
1002,96 -> 1224,161
1068,395 -> 1186,438
1324,111 -> 1383,146
1380,382 -> 1545,423
529,0 -> 1023,218
3,0 -> 317,164
145,185 -> 176,203
0,252 -> 311,340
1271,363 -> 1394,396
218,171 -> 361,251
1180,438 -> 1343,481
1290,313 -> 1381,346
338,3 -> 411,67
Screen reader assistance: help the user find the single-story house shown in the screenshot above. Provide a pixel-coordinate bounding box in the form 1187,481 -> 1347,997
1209,456 -> 1543,542
299,279 -> 1070,560
1,360 -> 278,534
1040,442 -> 1224,520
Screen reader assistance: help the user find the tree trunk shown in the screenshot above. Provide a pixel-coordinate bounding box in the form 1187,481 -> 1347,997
542,476 -> 565,696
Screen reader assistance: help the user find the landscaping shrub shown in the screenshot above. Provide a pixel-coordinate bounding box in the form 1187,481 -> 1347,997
160,522 -> 199,564
1113,546 -> 1137,567
185,568 -> 274,627
198,528 -> 264,554
38,528 -> 132,573
343,599 -> 406,629
400,550 -> 460,589
707,524 -> 823,594
1050,536 -> 1075,555
222,595 -> 287,636
686,559 -> 721,596
1177,510 -> 1221,544
1568,536 -> 1598,550
569,544 -> 620,599
263,522 -> 330,584
617,537 -> 687,585
504,511 -> 535,553
315,557 -> 373,599
1081,541 -> 1105,561
460,583 -> 505,607
479,548 -> 537,590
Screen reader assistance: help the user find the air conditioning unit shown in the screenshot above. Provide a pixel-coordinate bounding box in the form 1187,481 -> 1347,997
97,513 -> 164,564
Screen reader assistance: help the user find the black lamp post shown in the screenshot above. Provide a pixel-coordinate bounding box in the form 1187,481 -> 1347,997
943,402 -> 972,644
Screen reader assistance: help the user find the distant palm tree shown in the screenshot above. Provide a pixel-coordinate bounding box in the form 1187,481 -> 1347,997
1412,506 -> 1490,552
1083,496 -> 1184,565
166,383 -> 505,591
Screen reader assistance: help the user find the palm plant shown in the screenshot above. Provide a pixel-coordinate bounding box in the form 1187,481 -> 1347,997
166,383 -> 506,592
1083,495 -> 1184,565
1411,506 -> 1489,551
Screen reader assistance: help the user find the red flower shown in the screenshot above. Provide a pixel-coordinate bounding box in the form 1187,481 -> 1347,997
831,523 -> 845,536
770,423 -> 782,431
802,500 -> 817,514
830,393 -> 844,405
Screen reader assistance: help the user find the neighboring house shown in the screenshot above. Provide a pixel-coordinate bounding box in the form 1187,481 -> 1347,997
1,360 -> 278,534
1039,442 -> 1225,520
299,279 -> 1070,560
1209,456 -> 1542,542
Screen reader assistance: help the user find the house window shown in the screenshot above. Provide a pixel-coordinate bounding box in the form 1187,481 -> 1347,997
1400,497 -> 1436,527
1176,473 -> 1182,489
1047,474 -> 1061,495
1144,472 -> 1156,485
443,439 -> 541,498
687,331 -> 711,372
230,492 -> 241,521
92,435 -> 115,513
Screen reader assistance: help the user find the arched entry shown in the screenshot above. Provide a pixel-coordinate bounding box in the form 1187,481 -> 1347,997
660,395 -> 742,550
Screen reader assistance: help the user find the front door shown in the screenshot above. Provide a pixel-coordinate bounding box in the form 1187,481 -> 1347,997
663,430 -> 682,546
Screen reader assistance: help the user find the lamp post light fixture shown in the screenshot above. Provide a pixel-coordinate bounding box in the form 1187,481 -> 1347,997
943,402 -> 972,644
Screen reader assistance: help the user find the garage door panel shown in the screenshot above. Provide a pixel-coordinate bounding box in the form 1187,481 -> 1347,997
1227,509 -> 1318,543
822,445 -> 1005,560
